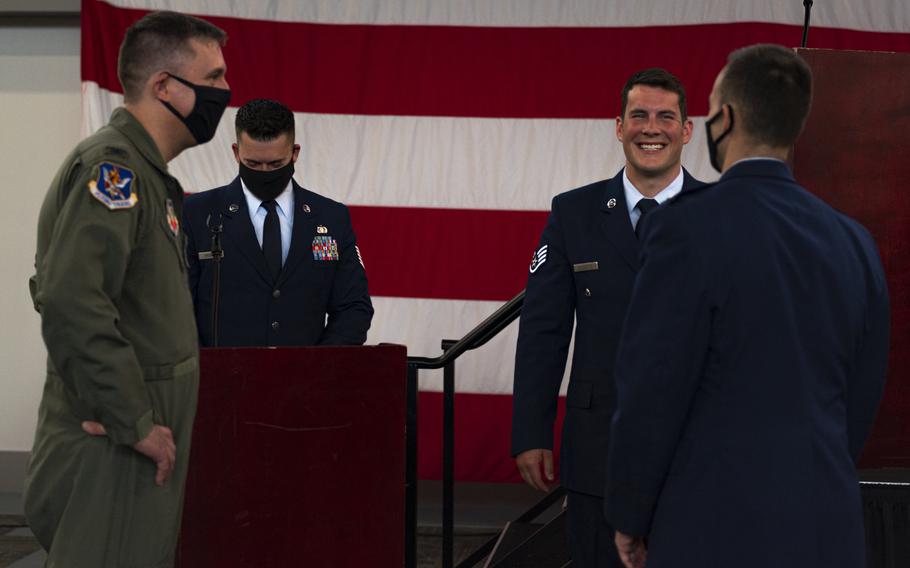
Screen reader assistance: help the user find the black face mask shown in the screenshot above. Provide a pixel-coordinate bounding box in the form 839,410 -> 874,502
161,73 -> 231,144
240,161 -> 295,202
705,105 -> 734,173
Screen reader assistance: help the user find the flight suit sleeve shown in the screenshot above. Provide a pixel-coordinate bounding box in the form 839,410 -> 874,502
35,158 -> 153,446
511,196 -> 575,456
319,205 -> 374,345
846,234 -> 890,461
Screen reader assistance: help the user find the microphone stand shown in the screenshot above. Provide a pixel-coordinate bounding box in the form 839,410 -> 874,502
208,214 -> 224,347
802,0 -> 814,48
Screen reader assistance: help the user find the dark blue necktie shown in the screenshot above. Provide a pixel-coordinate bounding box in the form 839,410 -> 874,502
635,198 -> 659,240
262,200 -> 282,280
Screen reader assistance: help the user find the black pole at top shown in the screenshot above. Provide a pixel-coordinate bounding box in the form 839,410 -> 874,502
802,0 -> 814,48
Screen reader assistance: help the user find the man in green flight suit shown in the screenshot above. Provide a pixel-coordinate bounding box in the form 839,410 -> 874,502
24,11 -> 230,567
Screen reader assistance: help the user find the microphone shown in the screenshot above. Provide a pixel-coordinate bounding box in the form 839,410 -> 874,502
206,213 -> 224,347
801,0 -> 814,48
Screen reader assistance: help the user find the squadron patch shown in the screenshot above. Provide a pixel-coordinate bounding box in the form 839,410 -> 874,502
88,162 -> 137,210
312,236 -> 339,261
166,198 -> 179,236
529,244 -> 548,274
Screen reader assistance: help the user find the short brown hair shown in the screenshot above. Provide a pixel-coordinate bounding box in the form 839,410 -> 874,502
118,11 -> 227,103
620,68 -> 688,121
719,44 -> 812,147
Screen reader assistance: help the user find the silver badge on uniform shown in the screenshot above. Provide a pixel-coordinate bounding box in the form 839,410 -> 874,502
316,225 -> 328,234
228,203 -> 240,213
302,204 -> 311,214
529,244 -> 548,274
607,198 -> 617,209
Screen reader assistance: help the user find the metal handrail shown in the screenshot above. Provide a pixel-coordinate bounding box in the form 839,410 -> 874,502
408,290 -> 525,369
404,289 -> 526,568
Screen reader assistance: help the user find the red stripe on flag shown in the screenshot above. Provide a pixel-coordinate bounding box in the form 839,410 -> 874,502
83,0 -> 910,119
349,205 -> 548,301
418,391 -> 567,483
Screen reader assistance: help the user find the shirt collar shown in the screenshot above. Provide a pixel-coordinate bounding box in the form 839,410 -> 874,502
240,178 -> 295,216
621,167 -> 685,215
727,156 -> 787,169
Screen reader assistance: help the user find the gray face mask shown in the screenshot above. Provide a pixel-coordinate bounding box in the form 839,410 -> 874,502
160,73 -> 232,144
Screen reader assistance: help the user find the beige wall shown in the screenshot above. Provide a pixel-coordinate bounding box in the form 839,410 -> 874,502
0,23 -> 82,451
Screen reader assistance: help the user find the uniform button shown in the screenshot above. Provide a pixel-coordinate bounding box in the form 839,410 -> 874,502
584,288 -> 592,297
271,321 -> 280,330
272,289 -> 281,299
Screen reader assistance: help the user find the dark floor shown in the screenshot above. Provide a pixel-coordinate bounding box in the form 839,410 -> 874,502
0,509 -> 42,568
0,520 -> 498,568
0,483 -> 553,567
417,528 -> 500,568
0,516 -> 500,568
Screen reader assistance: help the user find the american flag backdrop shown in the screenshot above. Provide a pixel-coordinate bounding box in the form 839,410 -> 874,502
80,0 -> 910,483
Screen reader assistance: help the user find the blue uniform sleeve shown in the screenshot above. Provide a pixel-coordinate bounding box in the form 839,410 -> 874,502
511,197 -> 575,455
846,234 -> 890,461
319,205 -> 373,345
603,205 -> 712,536
183,204 -> 201,305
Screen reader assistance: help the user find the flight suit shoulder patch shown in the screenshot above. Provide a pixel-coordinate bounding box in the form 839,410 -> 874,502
87,161 -> 138,210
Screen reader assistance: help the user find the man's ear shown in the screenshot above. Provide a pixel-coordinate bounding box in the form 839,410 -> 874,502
722,104 -> 734,132
615,116 -> 624,142
150,71 -> 173,102
232,142 -> 241,164
682,118 -> 694,145
292,144 -> 301,163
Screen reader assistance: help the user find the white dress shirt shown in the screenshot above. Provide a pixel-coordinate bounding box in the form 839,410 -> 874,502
622,167 -> 685,230
241,179 -> 295,265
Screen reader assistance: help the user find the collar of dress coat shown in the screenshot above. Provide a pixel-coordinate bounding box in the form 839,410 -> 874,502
726,156 -> 787,170
240,178 -> 295,221
621,167 -> 684,217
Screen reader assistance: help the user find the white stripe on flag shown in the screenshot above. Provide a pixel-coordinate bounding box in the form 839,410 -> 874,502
369,296 -> 572,395
82,82 -> 719,209
102,0 -> 910,33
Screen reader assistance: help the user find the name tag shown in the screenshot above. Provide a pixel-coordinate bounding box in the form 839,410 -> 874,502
572,261 -> 599,273
198,251 -> 225,260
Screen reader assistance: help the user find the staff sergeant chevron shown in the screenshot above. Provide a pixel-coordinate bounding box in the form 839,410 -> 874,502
529,244 -> 548,274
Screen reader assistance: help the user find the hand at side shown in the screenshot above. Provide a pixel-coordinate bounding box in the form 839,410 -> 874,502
515,448 -> 555,492
615,530 -> 647,568
82,421 -> 177,486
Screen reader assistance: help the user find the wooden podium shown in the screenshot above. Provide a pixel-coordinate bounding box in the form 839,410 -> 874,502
793,49 -> 910,568
175,345 -> 407,567
793,49 -> 910,469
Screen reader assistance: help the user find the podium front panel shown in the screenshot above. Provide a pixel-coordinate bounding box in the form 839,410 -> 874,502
794,49 -> 910,468
177,344 -> 406,567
